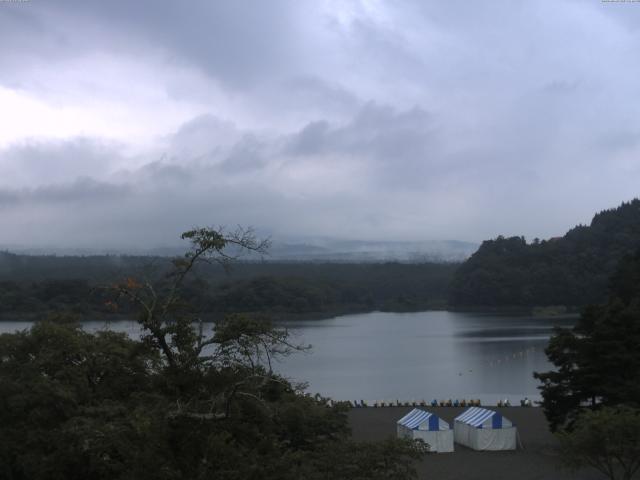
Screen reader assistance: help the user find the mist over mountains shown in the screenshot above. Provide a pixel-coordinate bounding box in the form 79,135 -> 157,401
0,238 -> 478,263
265,238 -> 477,262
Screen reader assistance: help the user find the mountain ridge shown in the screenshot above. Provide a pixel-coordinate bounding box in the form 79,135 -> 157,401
449,198 -> 640,308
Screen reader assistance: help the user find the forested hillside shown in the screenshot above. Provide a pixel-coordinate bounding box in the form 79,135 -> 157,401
450,199 -> 640,308
0,254 -> 457,318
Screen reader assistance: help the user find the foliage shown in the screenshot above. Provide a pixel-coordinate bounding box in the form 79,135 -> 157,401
450,199 -> 640,307
534,250 -> 640,431
0,257 -> 456,318
0,319 -> 161,480
558,406 -> 640,480
0,227 -> 426,480
297,438 -> 430,480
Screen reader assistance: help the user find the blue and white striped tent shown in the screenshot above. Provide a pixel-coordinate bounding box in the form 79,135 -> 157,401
396,409 -> 453,453
454,407 -> 516,450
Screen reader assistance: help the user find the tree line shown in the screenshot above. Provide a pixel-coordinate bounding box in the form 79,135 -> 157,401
0,254 -> 456,319
4,198 -> 640,318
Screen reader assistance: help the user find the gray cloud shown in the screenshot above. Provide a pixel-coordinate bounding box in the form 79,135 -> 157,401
0,138 -> 122,187
0,178 -> 130,208
0,0 -> 303,90
287,104 -> 432,158
1,1 -> 640,249
167,114 -> 240,160
284,103 -> 441,189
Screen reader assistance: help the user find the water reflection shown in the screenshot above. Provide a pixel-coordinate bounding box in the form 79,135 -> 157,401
272,311 -> 576,404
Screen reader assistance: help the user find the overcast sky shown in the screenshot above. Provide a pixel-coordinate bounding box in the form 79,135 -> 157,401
1,0 -> 639,249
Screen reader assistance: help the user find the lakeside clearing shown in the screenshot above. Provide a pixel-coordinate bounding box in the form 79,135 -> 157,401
348,406 -> 602,480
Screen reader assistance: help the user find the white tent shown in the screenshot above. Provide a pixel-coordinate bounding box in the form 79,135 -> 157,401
396,408 -> 454,453
453,407 -> 516,451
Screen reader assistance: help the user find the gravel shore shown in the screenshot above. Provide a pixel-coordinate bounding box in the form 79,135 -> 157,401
348,406 -> 603,480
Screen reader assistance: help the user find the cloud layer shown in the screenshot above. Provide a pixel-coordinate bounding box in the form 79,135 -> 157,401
1,0 -> 640,248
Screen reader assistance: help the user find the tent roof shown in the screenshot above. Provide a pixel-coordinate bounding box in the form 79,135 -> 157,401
397,408 -> 441,430
455,407 -> 507,428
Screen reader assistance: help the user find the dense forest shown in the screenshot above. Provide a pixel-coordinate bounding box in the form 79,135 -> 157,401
0,253 -> 457,319
0,228 -> 427,479
450,199 -> 640,308
535,247 -> 640,429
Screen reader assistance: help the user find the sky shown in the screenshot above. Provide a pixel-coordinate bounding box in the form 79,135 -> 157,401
1,0 -> 640,249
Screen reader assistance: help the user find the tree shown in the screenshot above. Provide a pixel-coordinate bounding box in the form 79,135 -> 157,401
534,250 -> 640,431
0,226 -> 427,480
0,316 -> 161,480
109,226 -> 272,371
558,406 -> 640,480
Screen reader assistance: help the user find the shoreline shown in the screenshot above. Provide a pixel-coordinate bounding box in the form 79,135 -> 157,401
0,305 -> 581,323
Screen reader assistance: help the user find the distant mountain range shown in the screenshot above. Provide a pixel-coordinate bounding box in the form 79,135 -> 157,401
0,238 -> 478,263
261,239 -> 477,263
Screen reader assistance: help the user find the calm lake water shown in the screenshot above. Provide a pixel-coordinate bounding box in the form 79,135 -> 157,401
0,310 -> 575,405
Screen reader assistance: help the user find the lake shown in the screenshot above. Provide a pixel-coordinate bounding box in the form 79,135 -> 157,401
0,310 -> 575,405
